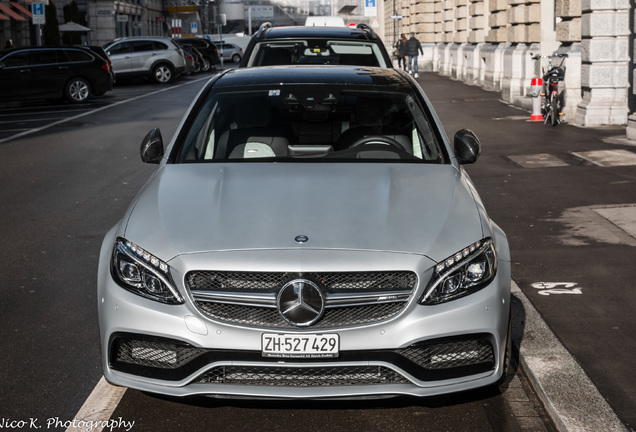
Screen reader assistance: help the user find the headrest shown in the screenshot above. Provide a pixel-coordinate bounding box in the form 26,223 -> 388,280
356,97 -> 390,126
236,98 -> 270,127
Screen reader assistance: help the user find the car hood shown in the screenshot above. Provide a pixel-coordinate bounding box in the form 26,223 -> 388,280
123,163 -> 485,262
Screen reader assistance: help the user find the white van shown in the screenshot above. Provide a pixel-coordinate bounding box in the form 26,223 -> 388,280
304,16 -> 346,27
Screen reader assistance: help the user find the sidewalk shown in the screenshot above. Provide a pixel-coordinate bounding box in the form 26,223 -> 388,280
416,72 -> 635,432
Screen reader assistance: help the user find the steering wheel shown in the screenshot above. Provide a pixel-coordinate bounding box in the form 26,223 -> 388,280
349,136 -> 405,152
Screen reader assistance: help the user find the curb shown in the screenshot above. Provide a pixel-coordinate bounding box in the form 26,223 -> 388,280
512,282 -> 629,432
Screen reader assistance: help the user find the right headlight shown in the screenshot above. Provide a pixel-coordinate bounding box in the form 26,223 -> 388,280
420,238 -> 497,305
110,237 -> 183,305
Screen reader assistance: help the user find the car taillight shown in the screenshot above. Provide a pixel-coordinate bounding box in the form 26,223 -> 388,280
101,64 -> 109,71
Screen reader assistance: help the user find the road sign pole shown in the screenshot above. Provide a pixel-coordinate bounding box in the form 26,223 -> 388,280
31,2 -> 45,46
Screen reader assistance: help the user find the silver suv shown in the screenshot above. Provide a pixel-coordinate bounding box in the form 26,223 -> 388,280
103,36 -> 186,84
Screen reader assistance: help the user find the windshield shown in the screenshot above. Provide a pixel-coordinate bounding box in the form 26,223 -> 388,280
247,40 -> 388,68
174,85 -> 446,164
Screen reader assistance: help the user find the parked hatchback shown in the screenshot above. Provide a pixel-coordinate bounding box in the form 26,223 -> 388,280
0,46 -> 113,103
214,42 -> 243,63
103,36 -> 186,83
240,23 -> 393,68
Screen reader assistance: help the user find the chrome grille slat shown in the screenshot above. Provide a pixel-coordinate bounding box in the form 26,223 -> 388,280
186,271 -> 417,329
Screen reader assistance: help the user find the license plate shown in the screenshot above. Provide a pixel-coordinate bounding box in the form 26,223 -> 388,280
261,333 -> 339,358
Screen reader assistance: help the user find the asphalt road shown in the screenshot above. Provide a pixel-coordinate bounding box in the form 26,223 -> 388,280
2,69 -> 630,431
417,72 -> 635,431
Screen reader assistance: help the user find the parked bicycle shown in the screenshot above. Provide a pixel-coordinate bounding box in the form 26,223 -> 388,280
530,52 -> 568,126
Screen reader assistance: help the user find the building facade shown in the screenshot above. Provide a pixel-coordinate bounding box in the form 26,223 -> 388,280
382,0 -> 635,138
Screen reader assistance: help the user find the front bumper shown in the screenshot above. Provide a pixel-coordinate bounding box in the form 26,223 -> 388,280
98,234 -> 511,399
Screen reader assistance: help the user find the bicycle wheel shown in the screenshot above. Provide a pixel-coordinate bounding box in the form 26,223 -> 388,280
550,92 -> 559,126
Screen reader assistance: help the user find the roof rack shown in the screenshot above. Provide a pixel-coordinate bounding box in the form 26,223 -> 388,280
356,23 -> 376,37
255,22 -> 272,38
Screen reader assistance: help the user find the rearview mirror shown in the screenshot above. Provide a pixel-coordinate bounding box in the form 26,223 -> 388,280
140,128 -> 164,164
453,129 -> 481,164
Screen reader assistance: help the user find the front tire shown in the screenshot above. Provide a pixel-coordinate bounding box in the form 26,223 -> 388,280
550,92 -> 559,126
152,64 -> 173,84
65,77 -> 91,103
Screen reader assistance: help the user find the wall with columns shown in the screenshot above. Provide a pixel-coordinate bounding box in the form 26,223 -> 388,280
382,0 -> 634,137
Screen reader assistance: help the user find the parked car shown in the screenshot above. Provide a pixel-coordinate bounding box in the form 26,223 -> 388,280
213,42 -> 243,63
0,46 -> 113,103
103,36 -> 186,84
173,38 -> 220,72
240,23 -> 393,68
182,44 -> 204,74
181,44 -> 198,75
98,66 -> 512,400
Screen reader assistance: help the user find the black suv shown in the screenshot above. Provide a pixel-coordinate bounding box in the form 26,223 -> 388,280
240,23 -> 393,68
0,46 -> 113,103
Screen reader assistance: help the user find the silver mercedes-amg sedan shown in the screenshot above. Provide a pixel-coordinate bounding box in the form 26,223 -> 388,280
98,65 -> 511,399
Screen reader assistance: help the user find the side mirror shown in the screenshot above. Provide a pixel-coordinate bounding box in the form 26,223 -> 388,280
140,128 -> 164,164
453,129 -> 481,164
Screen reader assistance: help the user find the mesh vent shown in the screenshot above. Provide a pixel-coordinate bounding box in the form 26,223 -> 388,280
196,365 -> 410,386
186,271 -> 417,293
113,338 -> 204,369
397,338 -> 494,370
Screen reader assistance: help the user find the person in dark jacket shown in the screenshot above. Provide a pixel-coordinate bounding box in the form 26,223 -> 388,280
395,34 -> 407,71
405,33 -> 423,77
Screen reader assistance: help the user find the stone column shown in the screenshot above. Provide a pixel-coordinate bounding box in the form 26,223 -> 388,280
575,0 -> 630,126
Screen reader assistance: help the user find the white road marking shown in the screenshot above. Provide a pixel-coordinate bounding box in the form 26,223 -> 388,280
65,376 -> 127,432
0,76 -> 211,145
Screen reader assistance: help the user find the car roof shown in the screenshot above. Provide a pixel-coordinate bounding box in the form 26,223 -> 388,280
209,65 -> 413,89
111,36 -> 173,42
0,45 -> 98,58
255,24 -> 380,41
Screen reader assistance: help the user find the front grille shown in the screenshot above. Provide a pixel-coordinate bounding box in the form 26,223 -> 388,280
186,271 -> 418,329
196,366 -> 409,386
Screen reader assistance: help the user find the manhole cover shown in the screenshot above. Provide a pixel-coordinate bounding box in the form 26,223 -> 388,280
507,153 -> 569,168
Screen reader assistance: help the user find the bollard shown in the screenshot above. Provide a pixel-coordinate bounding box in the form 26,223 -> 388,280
530,78 -> 543,122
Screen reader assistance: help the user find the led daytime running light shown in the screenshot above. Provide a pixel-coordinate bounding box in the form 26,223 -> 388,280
125,240 -> 169,273
435,240 -> 483,275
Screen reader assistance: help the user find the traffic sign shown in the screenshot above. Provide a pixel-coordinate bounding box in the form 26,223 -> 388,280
31,2 -> 45,25
364,0 -> 376,17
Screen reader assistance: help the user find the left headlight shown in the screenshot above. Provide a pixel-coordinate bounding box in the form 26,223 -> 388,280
420,238 -> 497,305
111,237 -> 184,304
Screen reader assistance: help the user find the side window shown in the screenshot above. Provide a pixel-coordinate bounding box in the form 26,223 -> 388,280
131,40 -> 156,52
1,51 -> 30,67
61,49 -> 92,63
29,50 -> 58,66
152,42 -> 168,51
108,42 -> 131,55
